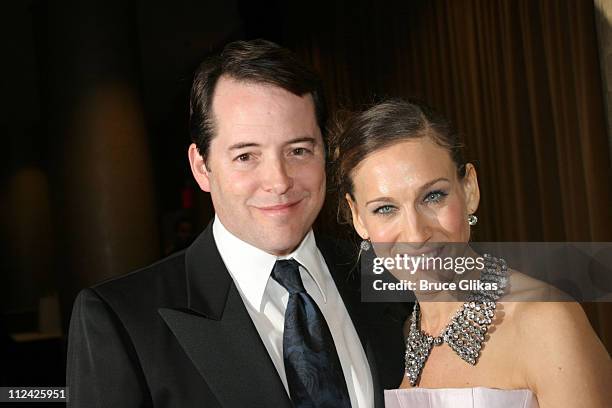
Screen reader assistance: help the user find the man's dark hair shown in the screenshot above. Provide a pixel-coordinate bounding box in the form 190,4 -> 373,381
189,39 -> 327,159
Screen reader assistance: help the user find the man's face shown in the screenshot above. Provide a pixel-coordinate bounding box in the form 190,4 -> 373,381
189,77 -> 326,255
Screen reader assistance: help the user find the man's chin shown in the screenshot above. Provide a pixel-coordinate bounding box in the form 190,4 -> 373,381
255,227 -> 308,256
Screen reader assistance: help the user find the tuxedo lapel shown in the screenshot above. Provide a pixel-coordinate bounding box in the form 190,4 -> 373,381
159,224 -> 291,408
158,292 -> 291,408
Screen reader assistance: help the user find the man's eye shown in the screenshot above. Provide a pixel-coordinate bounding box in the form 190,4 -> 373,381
235,153 -> 252,162
374,205 -> 396,215
424,190 -> 448,203
291,147 -> 311,156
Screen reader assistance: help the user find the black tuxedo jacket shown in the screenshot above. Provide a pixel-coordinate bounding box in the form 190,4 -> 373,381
67,223 -> 408,407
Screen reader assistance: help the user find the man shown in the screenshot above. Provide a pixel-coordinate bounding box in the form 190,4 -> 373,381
67,39 -> 406,407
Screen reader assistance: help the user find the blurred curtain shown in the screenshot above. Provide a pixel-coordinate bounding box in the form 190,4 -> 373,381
287,0 -> 612,349
394,0 -> 611,243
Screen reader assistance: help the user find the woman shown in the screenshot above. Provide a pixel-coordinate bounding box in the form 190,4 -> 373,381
330,99 -> 611,407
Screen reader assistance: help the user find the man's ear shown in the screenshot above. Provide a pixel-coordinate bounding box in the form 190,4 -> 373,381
463,163 -> 480,215
346,193 -> 369,240
188,143 -> 211,192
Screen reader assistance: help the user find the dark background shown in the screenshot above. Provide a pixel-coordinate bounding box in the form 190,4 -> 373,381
1,0 -> 611,397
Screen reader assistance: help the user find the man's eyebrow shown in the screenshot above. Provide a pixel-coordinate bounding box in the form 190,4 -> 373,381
227,137 -> 316,151
285,137 -> 316,145
228,142 -> 260,150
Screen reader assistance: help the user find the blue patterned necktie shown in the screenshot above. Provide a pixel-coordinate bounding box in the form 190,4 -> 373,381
271,259 -> 352,408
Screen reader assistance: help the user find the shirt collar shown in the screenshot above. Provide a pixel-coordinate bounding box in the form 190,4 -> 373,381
212,216 -> 327,312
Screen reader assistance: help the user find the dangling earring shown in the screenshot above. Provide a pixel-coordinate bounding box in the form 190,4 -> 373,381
360,239 -> 371,251
468,214 -> 478,226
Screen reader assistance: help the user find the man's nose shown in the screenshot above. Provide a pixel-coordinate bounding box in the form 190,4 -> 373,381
261,158 -> 293,195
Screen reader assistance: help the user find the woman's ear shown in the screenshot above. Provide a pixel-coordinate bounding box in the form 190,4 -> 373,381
462,163 -> 480,214
346,193 -> 369,240
188,143 -> 211,192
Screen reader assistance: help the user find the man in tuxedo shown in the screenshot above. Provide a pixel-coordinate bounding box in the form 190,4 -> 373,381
67,39 -> 406,407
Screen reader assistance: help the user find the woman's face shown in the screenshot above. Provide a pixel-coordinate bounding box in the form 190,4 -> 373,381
347,137 -> 480,251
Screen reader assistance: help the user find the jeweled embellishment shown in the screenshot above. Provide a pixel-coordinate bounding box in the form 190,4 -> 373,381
404,254 -> 507,386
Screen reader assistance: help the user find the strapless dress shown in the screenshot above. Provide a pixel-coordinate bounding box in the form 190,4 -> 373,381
384,387 -> 539,408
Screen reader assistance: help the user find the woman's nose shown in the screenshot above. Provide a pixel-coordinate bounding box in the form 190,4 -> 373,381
399,209 -> 433,244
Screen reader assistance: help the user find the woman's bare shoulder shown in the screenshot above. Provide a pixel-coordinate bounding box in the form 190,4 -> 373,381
502,269 -> 573,301
511,301 -> 590,331
507,301 -> 611,404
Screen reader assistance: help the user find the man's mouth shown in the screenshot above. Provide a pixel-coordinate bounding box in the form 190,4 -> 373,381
255,199 -> 303,214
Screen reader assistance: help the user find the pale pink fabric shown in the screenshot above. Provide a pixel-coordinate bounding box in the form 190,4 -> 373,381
384,387 -> 539,408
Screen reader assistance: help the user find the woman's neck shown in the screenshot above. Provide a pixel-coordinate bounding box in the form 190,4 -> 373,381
416,301 -> 464,335
415,245 -> 483,335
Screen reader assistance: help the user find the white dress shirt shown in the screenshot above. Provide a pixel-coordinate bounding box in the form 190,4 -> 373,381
212,216 -> 374,408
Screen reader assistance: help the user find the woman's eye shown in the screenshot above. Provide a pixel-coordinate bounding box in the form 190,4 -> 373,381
374,205 -> 396,215
424,190 -> 448,203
